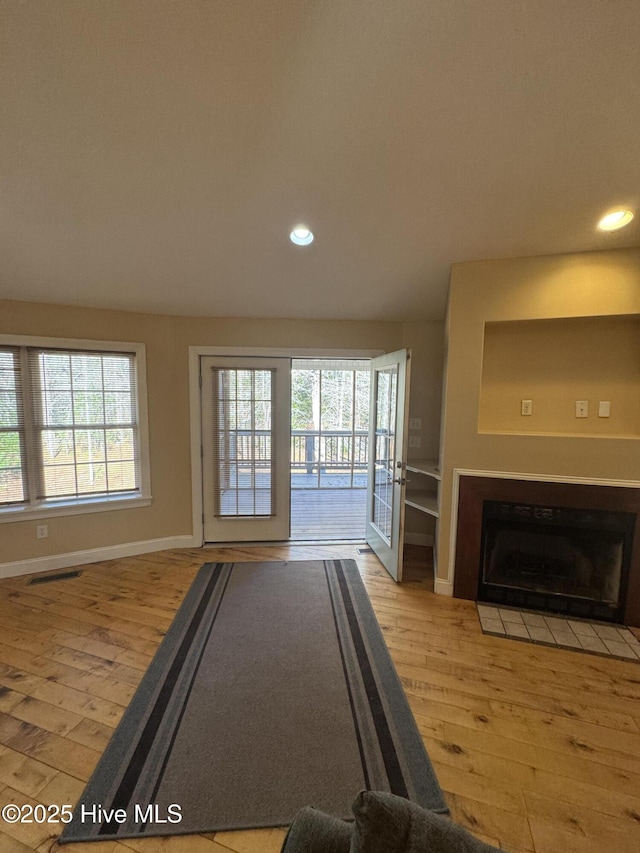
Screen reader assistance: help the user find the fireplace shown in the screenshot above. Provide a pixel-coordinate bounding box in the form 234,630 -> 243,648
478,500 -> 634,622
454,476 -> 640,627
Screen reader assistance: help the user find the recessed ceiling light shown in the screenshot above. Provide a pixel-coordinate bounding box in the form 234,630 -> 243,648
289,226 -> 314,246
597,209 -> 634,231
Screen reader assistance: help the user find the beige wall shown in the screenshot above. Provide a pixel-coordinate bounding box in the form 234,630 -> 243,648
402,321 -> 444,539
437,247 -> 640,584
1,300 -> 442,565
403,322 -> 444,461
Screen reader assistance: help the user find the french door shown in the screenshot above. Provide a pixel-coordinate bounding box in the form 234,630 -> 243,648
201,357 -> 291,541
365,350 -> 410,581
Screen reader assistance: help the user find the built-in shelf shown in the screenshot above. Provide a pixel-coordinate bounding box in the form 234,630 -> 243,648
405,458 -> 440,518
406,458 -> 441,479
478,430 -> 640,440
405,490 -> 439,517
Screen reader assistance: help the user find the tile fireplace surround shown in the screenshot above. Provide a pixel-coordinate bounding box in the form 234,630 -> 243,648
453,475 -> 640,628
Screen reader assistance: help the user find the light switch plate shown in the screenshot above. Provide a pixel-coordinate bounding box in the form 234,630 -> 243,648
409,418 -> 422,430
598,401 -> 611,418
408,435 -> 421,448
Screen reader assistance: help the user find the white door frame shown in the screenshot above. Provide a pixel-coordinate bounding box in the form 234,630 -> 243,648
189,347 -> 383,545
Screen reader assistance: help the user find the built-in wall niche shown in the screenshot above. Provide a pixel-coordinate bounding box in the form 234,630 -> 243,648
478,315 -> 640,438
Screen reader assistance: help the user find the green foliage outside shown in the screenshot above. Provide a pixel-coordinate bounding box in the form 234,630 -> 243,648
291,369 -> 370,432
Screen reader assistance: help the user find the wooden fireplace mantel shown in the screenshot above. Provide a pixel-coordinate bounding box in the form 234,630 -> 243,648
453,475 -> 640,627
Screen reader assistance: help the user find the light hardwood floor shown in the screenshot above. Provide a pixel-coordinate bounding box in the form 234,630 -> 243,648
0,544 -> 638,852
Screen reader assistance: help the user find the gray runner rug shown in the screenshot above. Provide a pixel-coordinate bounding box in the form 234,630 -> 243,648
60,559 -> 447,843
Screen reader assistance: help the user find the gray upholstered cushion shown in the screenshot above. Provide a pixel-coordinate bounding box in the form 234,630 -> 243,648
350,791 -> 501,853
281,805 -> 352,853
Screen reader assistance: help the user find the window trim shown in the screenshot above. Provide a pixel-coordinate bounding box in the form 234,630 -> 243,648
0,334 -> 152,520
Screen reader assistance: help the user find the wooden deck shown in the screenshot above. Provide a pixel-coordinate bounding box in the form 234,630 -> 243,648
290,486 -> 367,540
0,544 -> 638,852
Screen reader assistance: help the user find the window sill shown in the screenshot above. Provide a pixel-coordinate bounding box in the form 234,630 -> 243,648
0,493 -> 153,524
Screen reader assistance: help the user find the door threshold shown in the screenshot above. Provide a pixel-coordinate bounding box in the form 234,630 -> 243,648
202,539 -> 366,548
290,538 -> 366,546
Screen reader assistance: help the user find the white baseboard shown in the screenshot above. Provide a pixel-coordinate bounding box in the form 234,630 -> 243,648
404,532 -> 435,547
434,578 -> 454,596
0,535 -> 201,580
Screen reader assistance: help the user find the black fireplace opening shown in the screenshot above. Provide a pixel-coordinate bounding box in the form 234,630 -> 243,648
478,500 -> 635,622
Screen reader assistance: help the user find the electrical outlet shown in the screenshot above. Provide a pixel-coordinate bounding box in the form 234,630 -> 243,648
575,400 -> 589,418
36,524 -> 48,539
521,399 -> 532,416
409,418 -> 422,430
408,435 -> 421,449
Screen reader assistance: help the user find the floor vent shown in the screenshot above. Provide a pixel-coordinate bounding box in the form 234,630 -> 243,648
357,547 -> 374,554
28,570 -> 82,585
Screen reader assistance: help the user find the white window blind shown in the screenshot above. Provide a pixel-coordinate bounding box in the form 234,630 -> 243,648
0,345 -> 140,507
212,367 -> 274,517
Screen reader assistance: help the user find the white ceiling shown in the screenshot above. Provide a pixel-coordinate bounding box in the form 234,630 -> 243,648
1,1 -> 639,322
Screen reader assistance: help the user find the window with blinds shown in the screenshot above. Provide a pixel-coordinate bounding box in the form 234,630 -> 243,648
212,367 -> 274,517
0,348 -> 26,505
0,345 -> 141,508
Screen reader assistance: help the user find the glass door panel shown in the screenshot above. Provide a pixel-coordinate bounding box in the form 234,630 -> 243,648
202,357 -> 290,542
366,350 -> 410,581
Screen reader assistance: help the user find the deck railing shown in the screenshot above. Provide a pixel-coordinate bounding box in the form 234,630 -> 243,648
219,429 -> 370,490
291,429 -> 368,488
